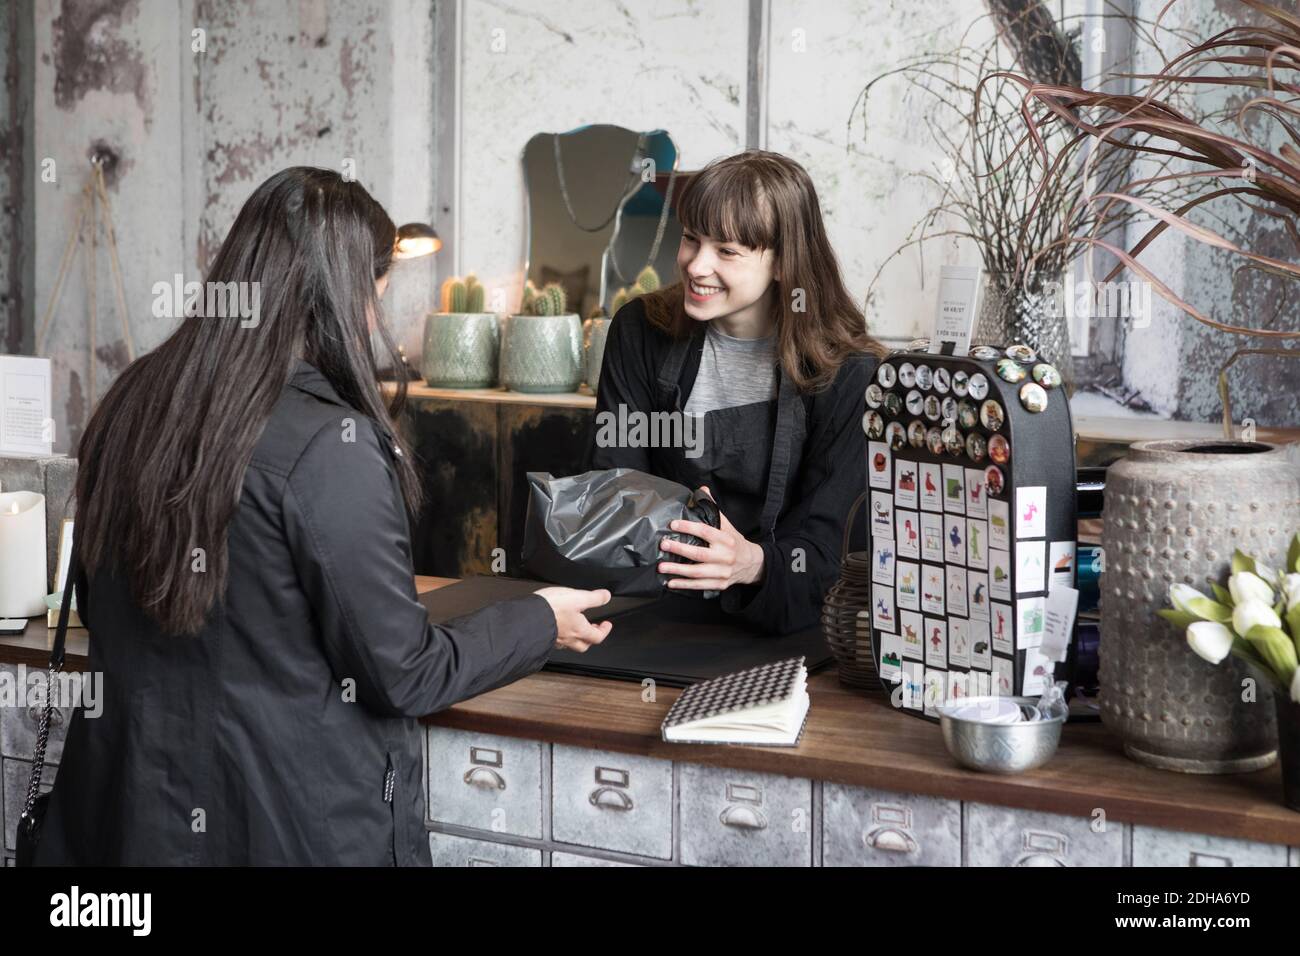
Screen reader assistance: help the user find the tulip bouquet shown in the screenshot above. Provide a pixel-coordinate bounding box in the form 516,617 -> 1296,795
1159,534 -> 1300,705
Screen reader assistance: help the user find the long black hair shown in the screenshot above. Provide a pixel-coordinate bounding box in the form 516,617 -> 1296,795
74,166 -> 423,636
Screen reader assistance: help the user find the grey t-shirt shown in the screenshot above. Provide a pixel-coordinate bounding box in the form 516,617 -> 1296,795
682,322 -> 778,415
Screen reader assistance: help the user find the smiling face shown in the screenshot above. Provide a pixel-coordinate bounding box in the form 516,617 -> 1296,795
677,229 -> 778,331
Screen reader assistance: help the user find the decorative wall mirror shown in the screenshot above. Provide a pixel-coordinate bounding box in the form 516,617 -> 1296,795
521,125 -> 680,319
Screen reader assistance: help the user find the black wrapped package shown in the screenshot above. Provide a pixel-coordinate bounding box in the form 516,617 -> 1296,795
521,467 -> 720,596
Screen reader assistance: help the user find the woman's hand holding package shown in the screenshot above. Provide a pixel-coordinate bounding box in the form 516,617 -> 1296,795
533,587 -> 614,652
658,485 -> 766,591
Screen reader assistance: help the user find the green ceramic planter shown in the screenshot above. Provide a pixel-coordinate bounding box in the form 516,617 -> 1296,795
499,313 -> 583,393
421,312 -> 500,388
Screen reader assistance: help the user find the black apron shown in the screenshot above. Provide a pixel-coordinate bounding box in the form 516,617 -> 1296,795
649,322 -> 806,621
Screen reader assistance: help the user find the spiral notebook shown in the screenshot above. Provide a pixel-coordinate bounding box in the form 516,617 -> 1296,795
660,656 -> 810,746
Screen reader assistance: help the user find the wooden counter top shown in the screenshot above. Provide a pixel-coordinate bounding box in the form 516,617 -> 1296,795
4,575 -> 1296,847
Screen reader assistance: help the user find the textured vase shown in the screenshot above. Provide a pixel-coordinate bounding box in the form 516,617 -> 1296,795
975,271 -> 1074,395
499,313 -> 583,393
1100,440 -> 1300,773
584,317 -> 610,394
421,313 -> 500,388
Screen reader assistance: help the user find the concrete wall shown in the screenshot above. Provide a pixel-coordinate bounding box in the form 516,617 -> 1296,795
9,0 -> 1299,443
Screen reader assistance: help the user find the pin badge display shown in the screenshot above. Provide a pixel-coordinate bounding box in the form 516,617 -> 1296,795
996,358 -> 1026,383
1019,381 -> 1048,413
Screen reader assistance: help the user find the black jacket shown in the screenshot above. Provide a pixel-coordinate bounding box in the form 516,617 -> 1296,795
585,297 -> 877,634
35,359 -> 557,866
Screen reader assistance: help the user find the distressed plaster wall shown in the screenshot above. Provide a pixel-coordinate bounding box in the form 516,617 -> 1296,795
13,0 -> 1299,440
26,0 -> 436,453
1118,0 -> 1300,426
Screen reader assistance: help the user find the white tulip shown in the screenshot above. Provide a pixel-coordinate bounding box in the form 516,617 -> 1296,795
1283,573 -> 1300,612
1186,621 -> 1235,665
1228,571 -> 1275,607
1231,599 -> 1282,638
1169,583 -> 1208,613
1292,667 -> 1300,705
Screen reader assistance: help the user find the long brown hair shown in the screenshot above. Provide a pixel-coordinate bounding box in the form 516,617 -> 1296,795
73,167 -> 422,636
642,149 -> 886,391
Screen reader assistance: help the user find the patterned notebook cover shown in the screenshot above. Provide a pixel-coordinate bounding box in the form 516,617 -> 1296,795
660,656 -> 809,746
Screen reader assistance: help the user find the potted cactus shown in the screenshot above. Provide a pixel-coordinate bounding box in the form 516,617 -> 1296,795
499,280 -> 583,393
422,274 -> 500,388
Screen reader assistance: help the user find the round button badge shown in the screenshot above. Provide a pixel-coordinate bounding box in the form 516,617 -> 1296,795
908,420 -> 927,448
996,358 -> 1026,383
1020,381 -> 1048,413
957,400 -> 978,430
905,390 -> 924,415
979,400 -> 1005,432
898,362 -> 917,388
984,465 -> 1005,497
864,411 -> 885,439
926,427 -> 945,455
965,432 -> 987,463
988,432 -> 1010,464
865,384 -> 883,408
915,364 -> 933,390
884,392 -> 903,417
967,373 -> 989,400
970,345 -> 1001,361
933,367 -> 951,395
941,396 -> 958,423
942,424 -> 964,456
1032,363 -> 1062,389
924,395 -> 942,421
1005,343 -> 1037,364
877,363 -> 897,388
952,370 -> 969,397
886,421 -> 907,450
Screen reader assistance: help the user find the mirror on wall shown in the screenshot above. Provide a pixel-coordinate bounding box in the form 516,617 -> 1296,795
522,125 -> 680,318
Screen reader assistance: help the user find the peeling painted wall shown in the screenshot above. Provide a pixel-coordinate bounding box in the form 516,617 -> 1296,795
14,0 -> 1300,442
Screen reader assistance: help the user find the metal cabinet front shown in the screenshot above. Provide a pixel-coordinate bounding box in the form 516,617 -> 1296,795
1132,825 -> 1289,867
426,727 -> 543,838
551,850 -> 640,867
551,744 -> 672,859
428,832 -> 542,867
964,802 -> 1125,866
679,764 -> 812,867
822,784 -> 961,867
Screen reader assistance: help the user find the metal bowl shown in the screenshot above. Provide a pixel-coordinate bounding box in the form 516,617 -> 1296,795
939,696 -> 1065,774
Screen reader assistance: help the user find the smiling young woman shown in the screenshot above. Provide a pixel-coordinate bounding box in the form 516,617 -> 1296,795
586,149 -> 888,634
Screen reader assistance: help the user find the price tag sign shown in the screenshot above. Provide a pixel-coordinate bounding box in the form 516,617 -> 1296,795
929,265 -> 984,357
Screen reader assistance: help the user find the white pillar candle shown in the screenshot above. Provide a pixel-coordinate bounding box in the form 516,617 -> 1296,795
0,489 -> 47,617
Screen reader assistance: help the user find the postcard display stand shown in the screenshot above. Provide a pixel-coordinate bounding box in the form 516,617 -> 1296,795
863,345 -> 1077,721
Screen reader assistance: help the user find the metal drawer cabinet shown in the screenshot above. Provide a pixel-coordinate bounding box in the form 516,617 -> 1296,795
678,764 -> 813,867
1131,826 -> 1290,866
551,745 -> 672,859
427,727 -> 544,838
822,784 -> 961,867
964,802 -> 1126,866
428,832 -> 542,867
0,663 -> 76,765
550,851 -> 640,867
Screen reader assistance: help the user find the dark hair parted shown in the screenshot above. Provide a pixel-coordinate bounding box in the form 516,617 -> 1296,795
73,166 -> 422,636
641,149 -> 887,391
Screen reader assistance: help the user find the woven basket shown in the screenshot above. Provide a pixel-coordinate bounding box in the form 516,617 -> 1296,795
821,491 -> 877,690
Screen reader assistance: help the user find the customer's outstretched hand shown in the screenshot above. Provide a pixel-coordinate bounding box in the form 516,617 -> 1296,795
533,587 -> 613,653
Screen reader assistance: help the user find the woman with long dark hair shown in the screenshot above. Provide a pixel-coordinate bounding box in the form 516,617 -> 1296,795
35,167 -> 611,866
587,150 -> 887,635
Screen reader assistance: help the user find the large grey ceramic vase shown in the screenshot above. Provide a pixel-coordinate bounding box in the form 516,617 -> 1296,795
421,313 -> 500,388
499,313 -> 583,393
1100,439 -> 1300,773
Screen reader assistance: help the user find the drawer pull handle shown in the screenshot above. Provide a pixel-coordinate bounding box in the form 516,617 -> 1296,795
719,805 -> 768,830
463,767 -> 507,791
589,787 -> 634,811
1014,852 -> 1067,867
1189,852 -> 1232,867
865,826 -> 918,854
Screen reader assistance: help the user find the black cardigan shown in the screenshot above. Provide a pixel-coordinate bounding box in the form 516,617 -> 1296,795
584,297 -> 877,634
